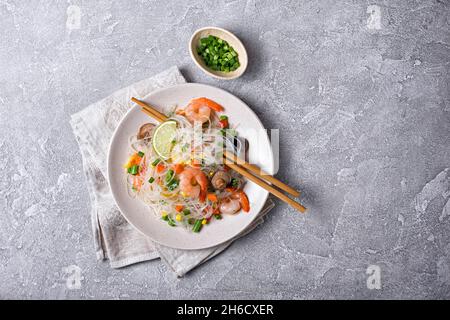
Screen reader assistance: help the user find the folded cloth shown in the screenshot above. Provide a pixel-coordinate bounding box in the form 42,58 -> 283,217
70,66 -> 274,276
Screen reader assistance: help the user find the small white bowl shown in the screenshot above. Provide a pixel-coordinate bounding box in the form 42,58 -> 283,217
189,27 -> 248,80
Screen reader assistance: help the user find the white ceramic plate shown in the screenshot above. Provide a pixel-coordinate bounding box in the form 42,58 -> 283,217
107,83 -> 274,250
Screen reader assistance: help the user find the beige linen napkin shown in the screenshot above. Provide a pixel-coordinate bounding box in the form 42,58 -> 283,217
70,66 -> 274,277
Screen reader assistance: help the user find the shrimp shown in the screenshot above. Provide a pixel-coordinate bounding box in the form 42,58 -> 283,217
231,190 -> 250,212
179,167 -> 208,201
183,97 -> 224,124
219,198 -> 241,215
219,190 -> 249,214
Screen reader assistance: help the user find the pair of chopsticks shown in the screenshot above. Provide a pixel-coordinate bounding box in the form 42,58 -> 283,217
131,97 -> 306,213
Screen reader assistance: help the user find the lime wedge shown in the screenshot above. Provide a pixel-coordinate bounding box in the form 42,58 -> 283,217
152,120 -> 177,160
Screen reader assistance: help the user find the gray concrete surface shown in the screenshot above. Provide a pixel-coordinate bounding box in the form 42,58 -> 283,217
1,0 -> 449,299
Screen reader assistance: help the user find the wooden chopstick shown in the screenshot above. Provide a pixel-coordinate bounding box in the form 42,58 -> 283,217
131,97 -> 166,122
140,107 -> 159,120
225,161 -> 306,213
224,151 -> 300,197
131,97 -> 306,213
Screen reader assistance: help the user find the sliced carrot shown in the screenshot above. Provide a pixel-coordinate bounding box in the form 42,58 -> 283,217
173,163 -> 185,174
156,163 -> 166,173
124,153 -> 141,168
207,193 -> 218,202
175,204 -> 184,212
239,191 -> 250,212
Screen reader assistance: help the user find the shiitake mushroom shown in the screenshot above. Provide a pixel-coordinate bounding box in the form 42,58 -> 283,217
137,123 -> 155,140
211,170 -> 231,190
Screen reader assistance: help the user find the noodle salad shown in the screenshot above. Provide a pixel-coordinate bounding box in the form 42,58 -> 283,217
123,97 -> 250,233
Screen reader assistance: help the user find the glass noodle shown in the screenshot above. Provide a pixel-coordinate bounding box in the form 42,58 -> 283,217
125,111 -> 245,231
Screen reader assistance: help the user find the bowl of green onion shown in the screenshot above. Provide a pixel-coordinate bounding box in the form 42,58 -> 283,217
189,27 -> 248,80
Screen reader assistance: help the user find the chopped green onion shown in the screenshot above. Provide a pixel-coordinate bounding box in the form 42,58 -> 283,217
137,151 -> 145,157
197,35 -> 240,73
219,115 -> 228,121
148,177 -> 155,184
231,178 -> 239,188
167,216 -> 176,227
162,215 -> 169,221
192,219 -> 203,233
167,179 -> 179,191
151,158 -> 160,166
165,169 -> 174,183
129,165 -> 139,175
182,209 -> 191,216
214,214 -> 222,220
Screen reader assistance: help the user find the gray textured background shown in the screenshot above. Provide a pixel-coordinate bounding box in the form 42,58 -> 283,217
1,0 -> 449,299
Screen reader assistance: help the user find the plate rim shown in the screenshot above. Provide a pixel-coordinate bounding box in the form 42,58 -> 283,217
107,83 -> 274,250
